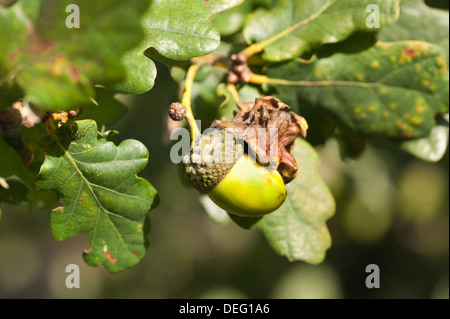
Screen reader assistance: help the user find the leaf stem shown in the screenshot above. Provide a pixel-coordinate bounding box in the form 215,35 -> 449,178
239,0 -> 336,59
226,83 -> 241,102
250,73 -> 372,89
181,64 -> 201,144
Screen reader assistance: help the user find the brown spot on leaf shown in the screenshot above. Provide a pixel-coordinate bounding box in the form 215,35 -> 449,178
105,251 -> 117,264
51,54 -> 69,76
69,66 -> 80,83
8,50 -> 19,67
54,206 -> 64,213
396,120 -> 407,131
371,61 -> 380,69
42,42 -> 55,52
416,105 -> 424,114
402,48 -> 416,57
410,117 -> 423,126
376,41 -> 388,49
133,253 -> 138,258
436,58 -> 445,67
402,131 -> 412,139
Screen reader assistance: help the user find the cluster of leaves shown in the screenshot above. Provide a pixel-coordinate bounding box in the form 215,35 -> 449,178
0,0 -> 448,272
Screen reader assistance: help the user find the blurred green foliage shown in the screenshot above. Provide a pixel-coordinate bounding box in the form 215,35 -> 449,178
0,62 -> 448,298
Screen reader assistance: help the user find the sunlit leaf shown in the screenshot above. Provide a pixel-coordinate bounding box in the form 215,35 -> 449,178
379,0 -> 449,62
230,138 -> 335,264
35,120 -> 159,273
268,41 -> 449,139
243,0 -> 400,61
399,114 -> 449,162
256,138 -> 335,264
113,0 -> 244,94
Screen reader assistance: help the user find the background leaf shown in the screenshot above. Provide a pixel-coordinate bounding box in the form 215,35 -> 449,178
35,120 -> 158,273
228,138 -> 335,263
379,0 -> 449,62
268,40 -> 449,139
211,0 -> 272,37
108,45 -> 157,95
0,0 -> 148,111
243,0 -> 400,62
399,114 -> 449,162
377,0 -> 449,160
216,83 -> 240,120
255,138 -> 335,264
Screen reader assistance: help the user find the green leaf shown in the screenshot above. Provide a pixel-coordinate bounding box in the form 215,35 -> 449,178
256,138 -> 335,264
243,0 -> 401,62
399,114 -> 449,162
108,44 -> 157,95
0,0 -> 148,111
379,0 -> 449,62
35,120 -> 159,273
211,0 -> 274,36
268,41 -> 449,139
216,83 -> 239,120
211,0 -> 253,37
144,0 -> 244,60
111,0 -> 244,94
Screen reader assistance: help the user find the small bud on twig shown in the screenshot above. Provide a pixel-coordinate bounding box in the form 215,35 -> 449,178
168,102 -> 186,121
227,53 -> 252,84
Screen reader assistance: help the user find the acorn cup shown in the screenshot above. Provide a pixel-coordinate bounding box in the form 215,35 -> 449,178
179,96 -> 308,217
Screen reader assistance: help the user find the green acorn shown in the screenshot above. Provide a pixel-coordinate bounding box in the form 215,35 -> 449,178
183,129 -> 286,217
174,96 -> 308,218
